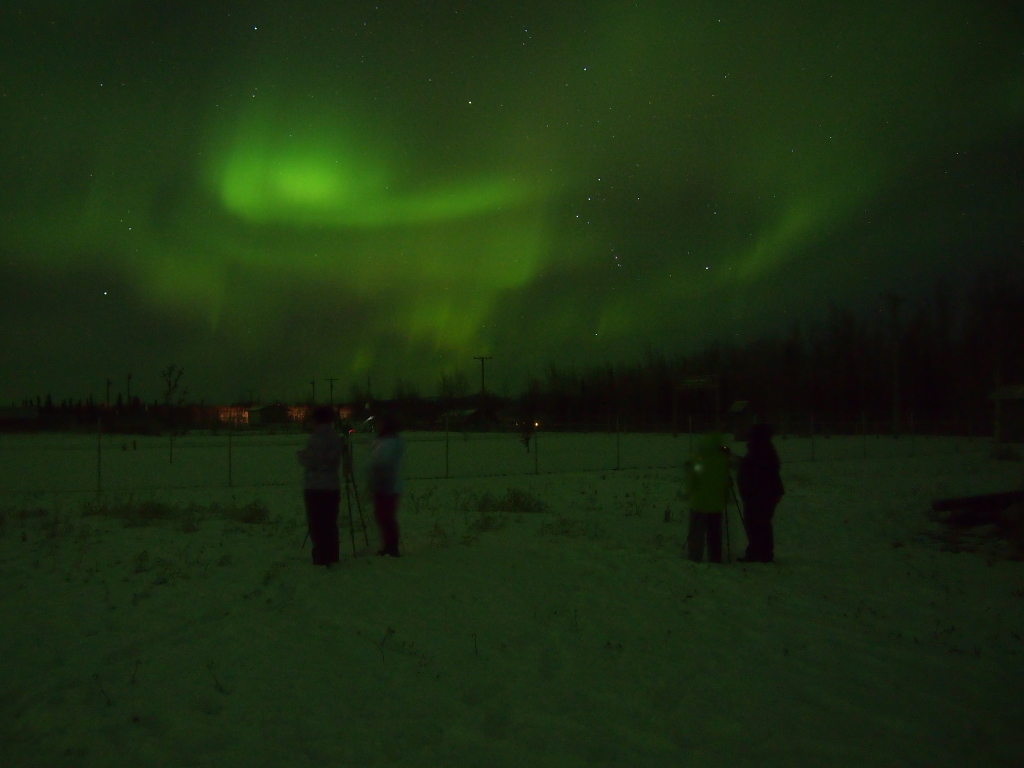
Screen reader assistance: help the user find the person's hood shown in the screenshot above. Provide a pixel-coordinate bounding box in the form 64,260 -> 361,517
747,423 -> 773,445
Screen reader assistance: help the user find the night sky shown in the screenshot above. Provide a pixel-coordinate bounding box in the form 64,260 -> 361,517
2,1 -> 1022,404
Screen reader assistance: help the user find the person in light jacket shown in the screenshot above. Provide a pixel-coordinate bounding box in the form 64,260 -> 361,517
684,432 -> 731,563
297,406 -> 344,566
367,412 -> 404,557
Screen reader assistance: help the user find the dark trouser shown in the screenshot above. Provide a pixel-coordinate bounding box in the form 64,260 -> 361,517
742,501 -> 776,562
688,511 -> 723,563
374,492 -> 401,555
304,489 -> 340,565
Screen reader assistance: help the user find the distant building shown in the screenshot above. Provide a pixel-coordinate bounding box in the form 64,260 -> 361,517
248,403 -> 291,425
991,385 -> 1024,443
288,405 -> 311,423
216,403 -> 351,428
216,406 -> 249,426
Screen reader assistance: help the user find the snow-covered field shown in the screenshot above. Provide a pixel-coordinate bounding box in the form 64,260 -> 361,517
1,431 -> 1022,767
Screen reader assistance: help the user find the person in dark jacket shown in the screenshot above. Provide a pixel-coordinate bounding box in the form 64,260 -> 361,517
297,405 -> 345,566
737,423 -> 784,563
367,412 -> 404,557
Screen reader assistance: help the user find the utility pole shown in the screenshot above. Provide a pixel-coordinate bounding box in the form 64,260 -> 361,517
325,377 -> 338,406
993,335 -> 1003,444
474,356 -> 493,399
105,378 -> 112,407
310,380 -> 316,405
883,293 -> 905,437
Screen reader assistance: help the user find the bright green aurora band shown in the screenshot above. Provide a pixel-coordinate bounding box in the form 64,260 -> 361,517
1,1 -> 1022,402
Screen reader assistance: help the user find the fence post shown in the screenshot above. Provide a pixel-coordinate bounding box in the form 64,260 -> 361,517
615,416 -> 621,471
97,417 -> 102,494
228,431 -> 233,488
861,411 -> 867,459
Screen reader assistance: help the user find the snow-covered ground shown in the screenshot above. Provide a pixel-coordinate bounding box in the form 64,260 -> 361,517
1,432 -> 1022,767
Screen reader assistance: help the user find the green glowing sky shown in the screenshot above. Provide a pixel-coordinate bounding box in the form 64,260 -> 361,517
2,1 -> 1022,403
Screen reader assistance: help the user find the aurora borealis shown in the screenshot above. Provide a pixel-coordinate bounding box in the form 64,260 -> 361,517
2,1 -> 1022,404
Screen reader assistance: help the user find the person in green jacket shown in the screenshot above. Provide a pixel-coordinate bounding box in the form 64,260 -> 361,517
684,432 -> 731,563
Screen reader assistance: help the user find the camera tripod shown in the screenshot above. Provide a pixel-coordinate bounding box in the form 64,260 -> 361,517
724,469 -> 746,563
342,444 -> 370,556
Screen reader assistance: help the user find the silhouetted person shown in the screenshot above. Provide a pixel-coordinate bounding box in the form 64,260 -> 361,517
368,412 -> 404,557
737,423 -> 784,563
297,406 -> 344,566
685,432 -> 731,563
520,419 -> 535,452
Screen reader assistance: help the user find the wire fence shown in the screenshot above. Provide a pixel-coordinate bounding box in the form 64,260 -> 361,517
0,420 -> 999,496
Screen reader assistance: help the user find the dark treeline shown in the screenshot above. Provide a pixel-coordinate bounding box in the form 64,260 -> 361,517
517,273 -> 1024,434
6,272 -> 1022,436
5,395 -> 212,434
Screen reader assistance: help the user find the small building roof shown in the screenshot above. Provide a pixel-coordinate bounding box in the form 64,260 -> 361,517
0,407 -> 37,419
990,385 -> 1024,400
